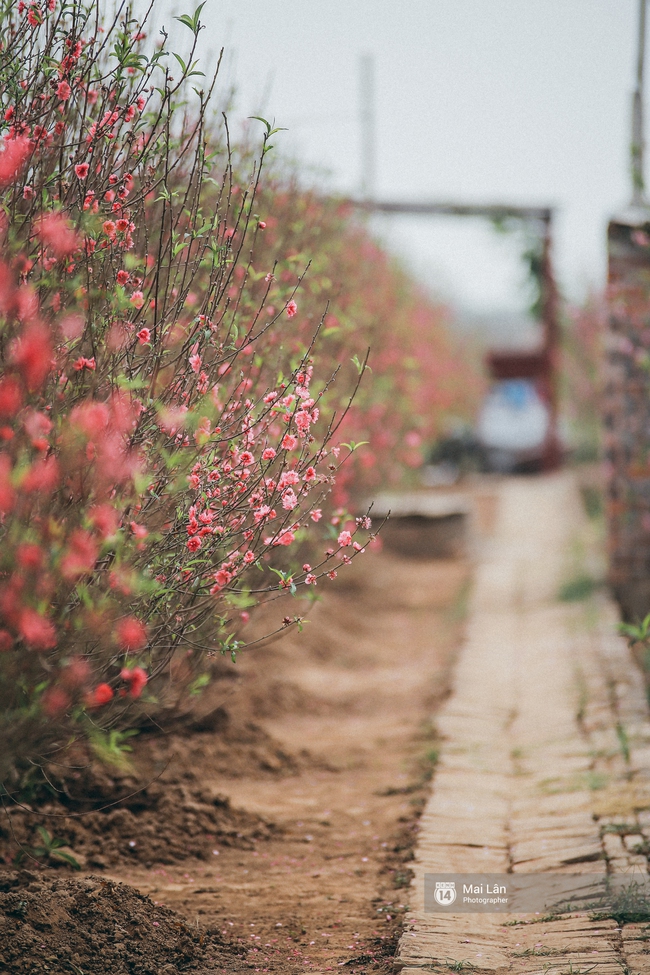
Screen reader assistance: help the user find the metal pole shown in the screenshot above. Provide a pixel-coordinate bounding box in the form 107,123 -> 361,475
359,53 -> 376,201
632,0 -> 647,204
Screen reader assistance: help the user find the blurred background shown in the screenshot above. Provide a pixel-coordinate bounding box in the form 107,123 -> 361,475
146,0 -> 644,479
156,0 -> 636,324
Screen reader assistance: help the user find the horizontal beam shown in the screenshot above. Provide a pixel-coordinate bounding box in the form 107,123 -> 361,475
347,198 -> 554,223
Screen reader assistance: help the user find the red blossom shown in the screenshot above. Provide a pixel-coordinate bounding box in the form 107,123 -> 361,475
74,356 -> 97,372
60,657 -> 91,688
158,405 -> 188,434
109,392 -> 138,433
37,212 -> 80,258
89,504 -> 119,538
120,665 -> 147,698
42,686 -> 70,716
22,454 -> 59,493
278,471 -> 299,489
74,162 -> 89,179
89,683 -> 114,706
214,568 -> 231,587
286,299 -> 298,318
60,529 -> 98,581
0,135 -> 30,187
294,410 -> 311,433
273,530 -> 295,546
16,287 -> 38,324
24,410 -> 52,447
282,489 -> 298,510
16,543 -> 44,570
0,454 -> 15,512
130,521 -> 148,540
10,323 -> 53,389
136,327 -> 150,344
116,616 -> 147,652
19,607 -> 56,650
0,376 -> 23,416
70,401 -> 109,436
0,262 -> 16,317
27,5 -> 42,27
72,355 -> 96,371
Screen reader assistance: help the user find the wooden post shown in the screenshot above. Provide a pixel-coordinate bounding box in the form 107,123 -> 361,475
540,220 -> 562,471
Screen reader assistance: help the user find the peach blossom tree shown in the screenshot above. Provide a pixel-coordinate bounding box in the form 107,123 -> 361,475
0,0 -> 373,788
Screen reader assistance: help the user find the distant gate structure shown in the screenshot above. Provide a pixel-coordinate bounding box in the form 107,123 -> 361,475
349,198 -> 562,471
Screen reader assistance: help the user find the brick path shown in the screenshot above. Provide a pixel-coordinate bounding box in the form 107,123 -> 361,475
397,473 -> 650,975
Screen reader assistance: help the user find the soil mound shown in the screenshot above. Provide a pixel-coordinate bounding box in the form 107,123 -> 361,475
1,710 -> 304,869
2,783 -> 277,870
0,870 -> 250,974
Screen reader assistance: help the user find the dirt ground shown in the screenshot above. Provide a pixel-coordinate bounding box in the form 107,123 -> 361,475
0,487 -> 496,974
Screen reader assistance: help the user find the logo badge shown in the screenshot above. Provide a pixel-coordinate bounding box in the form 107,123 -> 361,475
434,881 -> 457,906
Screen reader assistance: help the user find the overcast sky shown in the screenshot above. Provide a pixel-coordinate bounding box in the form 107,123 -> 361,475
158,0 -> 640,316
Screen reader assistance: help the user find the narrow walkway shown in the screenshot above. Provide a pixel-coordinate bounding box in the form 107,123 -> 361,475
398,473 -> 650,975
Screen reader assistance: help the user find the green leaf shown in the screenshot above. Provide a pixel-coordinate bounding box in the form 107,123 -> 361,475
116,375 -> 147,390
50,850 -> 81,870
36,826 -> 52,847
173,52 -> 187,74
249,115 -> 272,136
341,441 -> 369,452
189,673 -> 210,696
174,3 -> 206,36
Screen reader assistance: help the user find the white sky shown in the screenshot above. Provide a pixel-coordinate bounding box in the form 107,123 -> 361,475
157,0 -> 639,315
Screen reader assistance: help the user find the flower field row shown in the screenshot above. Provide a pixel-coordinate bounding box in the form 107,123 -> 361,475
0,0 -> 479,790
